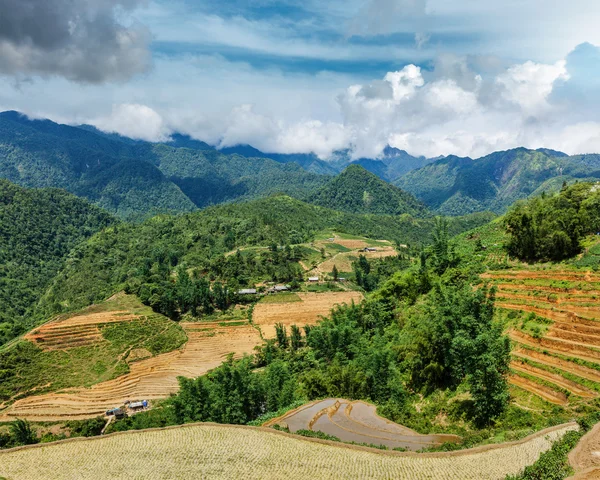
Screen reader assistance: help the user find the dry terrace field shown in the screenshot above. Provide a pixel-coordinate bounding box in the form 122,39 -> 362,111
482,269 -> 600,408
0,321 -> 261,422
253,291 -> 363,338
0,422 -> 578,480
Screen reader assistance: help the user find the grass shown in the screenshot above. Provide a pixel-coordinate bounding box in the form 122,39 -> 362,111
302,283 -> 345,293
259,293 -> 302,304
0,295 -> 186,406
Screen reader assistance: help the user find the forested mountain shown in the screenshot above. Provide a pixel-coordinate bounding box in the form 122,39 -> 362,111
312,165 -> 428,216
219,145 -> 338,175
0,112 -> 328,220
396,148 -> 600,215
0,180 -> 116,345
0,112 -> 195,220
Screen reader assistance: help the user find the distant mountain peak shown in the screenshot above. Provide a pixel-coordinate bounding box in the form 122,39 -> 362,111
312,163 -> 428,217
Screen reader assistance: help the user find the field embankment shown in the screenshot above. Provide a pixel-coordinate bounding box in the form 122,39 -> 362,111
0,422 -> 577,480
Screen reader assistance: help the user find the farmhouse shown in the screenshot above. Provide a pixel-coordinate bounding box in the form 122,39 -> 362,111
237,288 -> 257,295
362,247 -> 377,252
308,276 -> 319,282
268,285 -> 290,293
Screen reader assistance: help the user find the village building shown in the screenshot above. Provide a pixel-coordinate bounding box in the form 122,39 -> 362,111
237,288 -> 257,295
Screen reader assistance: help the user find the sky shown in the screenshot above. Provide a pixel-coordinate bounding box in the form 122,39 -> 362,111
2,0 -> 600,159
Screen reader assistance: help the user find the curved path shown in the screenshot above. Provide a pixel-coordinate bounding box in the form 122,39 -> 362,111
568,422 -> 600,479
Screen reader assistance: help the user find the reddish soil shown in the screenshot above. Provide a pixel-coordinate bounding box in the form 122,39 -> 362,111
509,374 -> 568,405
510,361 -> 596,398
509,330 -> 600,364
482,271 -> 600,282
569,422 -> 600,479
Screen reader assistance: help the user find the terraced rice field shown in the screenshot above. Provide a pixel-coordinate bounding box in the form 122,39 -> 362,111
253,292 -> 363,338
266,399 -> 460,451
483,269 -> 600,406
0,422 -> 578,480
0,322 -> 261,421
25,311 -> 140,350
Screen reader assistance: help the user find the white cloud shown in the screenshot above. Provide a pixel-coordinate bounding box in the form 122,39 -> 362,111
496,60 -> 569,115
93,104 -> 171,141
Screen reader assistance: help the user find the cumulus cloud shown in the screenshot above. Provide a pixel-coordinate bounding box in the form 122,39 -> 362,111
335,50 -> 589,158
92,104 -> 170,141
0,0 -> 151,83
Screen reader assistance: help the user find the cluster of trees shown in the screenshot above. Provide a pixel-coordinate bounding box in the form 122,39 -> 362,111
137,270 -> 236,320
0,417 -> 106,450
505,182 -> 600,261
352,254 -> 412,292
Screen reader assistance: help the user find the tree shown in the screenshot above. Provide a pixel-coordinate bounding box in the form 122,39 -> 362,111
274,323 -> 289,349
332,265 -> 339,281
10,419 -> 37,446
290,325 -> 303,351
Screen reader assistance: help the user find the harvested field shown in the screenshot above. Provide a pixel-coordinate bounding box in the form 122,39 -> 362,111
25,311 -> 140,351
0,322 -> 261,421
0,422 -> 578,480
266,399 -> 460,451
253,292 -> 363,338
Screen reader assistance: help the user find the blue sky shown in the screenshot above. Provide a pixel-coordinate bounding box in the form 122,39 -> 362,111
2,0 -> 600,158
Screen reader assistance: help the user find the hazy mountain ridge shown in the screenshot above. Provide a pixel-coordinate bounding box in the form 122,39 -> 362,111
396,147 -> 600,215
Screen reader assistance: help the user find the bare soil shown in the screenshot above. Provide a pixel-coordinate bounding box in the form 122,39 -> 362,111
253,292 -> 363,338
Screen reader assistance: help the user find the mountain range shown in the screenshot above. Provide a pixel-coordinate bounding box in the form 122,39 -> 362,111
2,111 -> 600,219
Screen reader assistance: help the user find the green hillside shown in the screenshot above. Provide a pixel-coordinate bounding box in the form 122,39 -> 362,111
396,148 -> 600,216
149,144 -> 328,207
0,180 -> 116,346
37,195 -> 492,321
312,165 -> 428,216
0,112 -> 328,220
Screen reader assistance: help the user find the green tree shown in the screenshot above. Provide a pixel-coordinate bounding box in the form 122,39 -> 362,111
290,325 -> 303,351
274,323 -> 289,349
332,265 -> 339,281
10,419 -> 37,446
